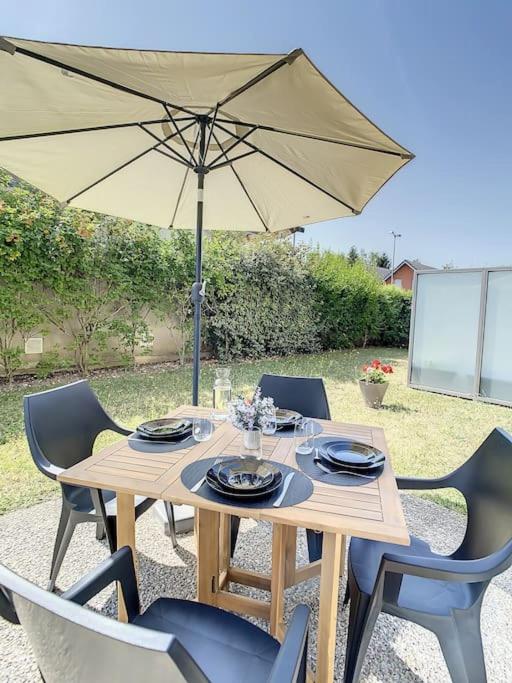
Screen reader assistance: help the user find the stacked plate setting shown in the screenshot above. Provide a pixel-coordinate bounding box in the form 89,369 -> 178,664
136,418 -> 193,442
275,408 -> 302,431
315,439 -> 385,475
206,457 -> 283,500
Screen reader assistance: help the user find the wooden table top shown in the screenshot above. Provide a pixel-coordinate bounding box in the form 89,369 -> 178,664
58,405 -> 409,545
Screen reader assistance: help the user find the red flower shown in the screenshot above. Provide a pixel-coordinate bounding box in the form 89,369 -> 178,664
371,359 -> 381,368
381,364 -> 393,374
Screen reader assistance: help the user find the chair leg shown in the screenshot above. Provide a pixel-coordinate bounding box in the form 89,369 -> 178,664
437,608 -> 487,683
48,509 -> 76,592
343,580 -> 351,607
306,529 -> 323,562
230,515 -> 240,558
96,521 -> 106,540
163,501 -> 178,549
105,516 -> 117,554
343,583 -> 378,683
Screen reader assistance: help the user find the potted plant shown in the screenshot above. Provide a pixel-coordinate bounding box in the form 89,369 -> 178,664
358,359 -> 393,408
228,387 -> 275,451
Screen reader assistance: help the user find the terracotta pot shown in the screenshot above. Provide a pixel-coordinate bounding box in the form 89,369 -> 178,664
359,380 -> 389,409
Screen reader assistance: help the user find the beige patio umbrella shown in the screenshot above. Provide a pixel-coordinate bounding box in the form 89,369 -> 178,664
0,37 -> 413,402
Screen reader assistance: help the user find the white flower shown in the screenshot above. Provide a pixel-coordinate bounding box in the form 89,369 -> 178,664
229,387 -> 275,431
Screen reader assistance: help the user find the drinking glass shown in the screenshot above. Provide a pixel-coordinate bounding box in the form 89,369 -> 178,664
193,417 -> 213,442
295,418 -> 314,455
262,407 -> 277,436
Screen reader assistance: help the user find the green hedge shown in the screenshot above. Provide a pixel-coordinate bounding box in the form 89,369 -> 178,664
205,237 -> 320,360
370,286 -> 412,347
0,170 -> 412,380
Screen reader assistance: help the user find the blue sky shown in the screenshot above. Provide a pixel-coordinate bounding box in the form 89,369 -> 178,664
3,0 -> 512,267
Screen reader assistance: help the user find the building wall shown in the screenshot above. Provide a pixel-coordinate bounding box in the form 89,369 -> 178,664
384,263 -> 414,289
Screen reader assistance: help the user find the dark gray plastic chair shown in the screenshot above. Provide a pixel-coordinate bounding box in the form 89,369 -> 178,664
343,427 -> 512,682
231,374 -> 331,560
24,380 -> 176,591
0,546 -> 310,683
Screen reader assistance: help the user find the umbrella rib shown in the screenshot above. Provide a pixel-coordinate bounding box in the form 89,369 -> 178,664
153,147 -> 194,169
210,128 -> 269,232
206,126 -> 257,168
214,121 -> 359,214
214,49 -> 303,110
139,124 -> 194,167
163,105 -> 198,166
170,127 -> 200,228
10,43 -> 197,117
208,149 -> 257,171
0,119 -> 170,143
214,117 -> 412,159
65,120 -> 196,203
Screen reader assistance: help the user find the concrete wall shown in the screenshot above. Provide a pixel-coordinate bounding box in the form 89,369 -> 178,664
14,310 -> 183,374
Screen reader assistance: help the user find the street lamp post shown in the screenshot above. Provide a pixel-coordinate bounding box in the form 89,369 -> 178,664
390,230 -> 402,285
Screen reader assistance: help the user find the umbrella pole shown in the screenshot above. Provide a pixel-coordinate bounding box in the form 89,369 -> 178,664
192,117 -> 208,406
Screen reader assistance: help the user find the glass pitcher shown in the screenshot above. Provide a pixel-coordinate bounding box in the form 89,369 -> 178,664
212,367 -> 232,420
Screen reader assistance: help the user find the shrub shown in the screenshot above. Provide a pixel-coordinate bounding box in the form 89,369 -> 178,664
370,286 -> 412,347
308,250 -> 380,349
205,237 -> 320,360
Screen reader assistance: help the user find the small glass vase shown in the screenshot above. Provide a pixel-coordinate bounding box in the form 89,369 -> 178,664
241,427 -> 262,458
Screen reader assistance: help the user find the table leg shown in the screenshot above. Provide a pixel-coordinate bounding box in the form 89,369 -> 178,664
316,533 -> 345,683
284,526 -> 297,587
270,523 -> 287,638
219,513 -> 231,588
116,492 -> 136,623
196,508 -> 220,605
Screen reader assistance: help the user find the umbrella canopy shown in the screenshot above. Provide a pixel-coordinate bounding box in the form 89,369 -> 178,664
0,37 -> 413,401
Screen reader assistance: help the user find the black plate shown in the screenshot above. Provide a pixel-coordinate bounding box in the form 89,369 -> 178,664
319,439 -> 384,467
137,418 -> 192,440
214,457 -> 282,492
318,450 -> 384,472
205,469 -> 283,500
275,408 -> 302,430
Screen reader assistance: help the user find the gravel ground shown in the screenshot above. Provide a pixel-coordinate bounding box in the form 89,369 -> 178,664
0,494 -> 511,682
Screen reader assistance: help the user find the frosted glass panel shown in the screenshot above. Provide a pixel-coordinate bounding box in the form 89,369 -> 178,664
410,272 -> 481,394
480,271 -> 512,402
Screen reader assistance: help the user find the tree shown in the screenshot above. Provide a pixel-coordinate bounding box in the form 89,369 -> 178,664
0,171 -> 58,383
375,252 -> 391,269
158,230 -> 196,365
347,245 -> 359,265
107,221 -> 167,364
37,212 -> 129,375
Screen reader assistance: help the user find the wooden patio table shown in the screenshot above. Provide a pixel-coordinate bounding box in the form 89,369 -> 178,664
58,405 -> 409,683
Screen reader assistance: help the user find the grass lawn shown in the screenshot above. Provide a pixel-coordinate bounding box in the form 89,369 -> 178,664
1,347 -> 511,516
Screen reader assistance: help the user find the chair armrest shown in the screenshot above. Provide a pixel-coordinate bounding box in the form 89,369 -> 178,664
380,538 -> 512,593
110,423 -> 133,437
267,604 -> 310,683
397,474 -> 454,491
62,546 -> 140,622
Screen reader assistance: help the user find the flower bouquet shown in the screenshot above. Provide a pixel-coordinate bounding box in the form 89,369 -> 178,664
229,387 -> 275,450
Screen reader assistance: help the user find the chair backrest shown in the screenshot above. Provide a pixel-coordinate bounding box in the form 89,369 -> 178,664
258,374 -> 331,420
0,564 -> 208,683
24,380 -> 120,478
452,428 -> 512,560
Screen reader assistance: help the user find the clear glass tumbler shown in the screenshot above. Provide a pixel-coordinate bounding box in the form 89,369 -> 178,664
295,418 -> 314,455
193,417 -> 213,442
